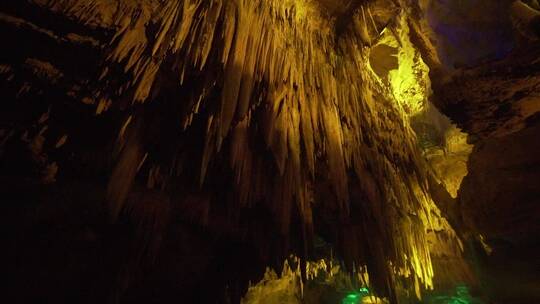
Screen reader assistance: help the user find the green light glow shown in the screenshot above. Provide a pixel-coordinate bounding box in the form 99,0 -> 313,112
342,295 -> 359,304
359,287 -> 369,294
342,287 -> 370,304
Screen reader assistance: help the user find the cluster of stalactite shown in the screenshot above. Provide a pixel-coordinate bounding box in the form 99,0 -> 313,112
37,0 -> 466,300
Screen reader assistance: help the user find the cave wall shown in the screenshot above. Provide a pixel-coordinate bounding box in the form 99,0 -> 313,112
458,123 -> 540,302
418,1 -> 540,302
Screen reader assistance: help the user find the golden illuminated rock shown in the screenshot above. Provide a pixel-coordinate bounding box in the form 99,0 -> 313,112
22,0 -> 470,300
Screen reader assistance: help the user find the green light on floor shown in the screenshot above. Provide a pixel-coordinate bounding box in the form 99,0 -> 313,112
342,294 -> 359,304
342,288 -> 370,304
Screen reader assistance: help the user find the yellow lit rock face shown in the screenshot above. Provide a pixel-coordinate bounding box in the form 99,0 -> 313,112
430,127 -> 473,198
365,11 -> 475,292
366,11 -> 472,200
242,259 -> 303,304
413,104 -> 473,198
369,14 -> 431,117
368,11 -> 472,199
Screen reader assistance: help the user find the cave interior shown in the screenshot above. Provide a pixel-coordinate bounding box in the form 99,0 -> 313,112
2,0 -> 540,303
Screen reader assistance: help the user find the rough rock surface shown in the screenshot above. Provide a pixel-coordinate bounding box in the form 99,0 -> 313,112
420,1 -> 540,302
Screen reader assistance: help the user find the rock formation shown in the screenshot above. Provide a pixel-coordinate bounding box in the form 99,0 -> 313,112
2,1 -> 539,303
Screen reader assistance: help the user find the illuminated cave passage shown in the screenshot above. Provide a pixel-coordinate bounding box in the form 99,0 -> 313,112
2,0 -> 539,303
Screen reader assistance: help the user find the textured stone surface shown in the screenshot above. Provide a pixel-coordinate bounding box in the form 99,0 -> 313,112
417,4 -> 540,303
458,122 -> 540,302
460,123 -> 540,242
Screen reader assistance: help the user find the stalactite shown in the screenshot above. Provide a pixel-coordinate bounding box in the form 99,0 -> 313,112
37,0 -> 467,300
